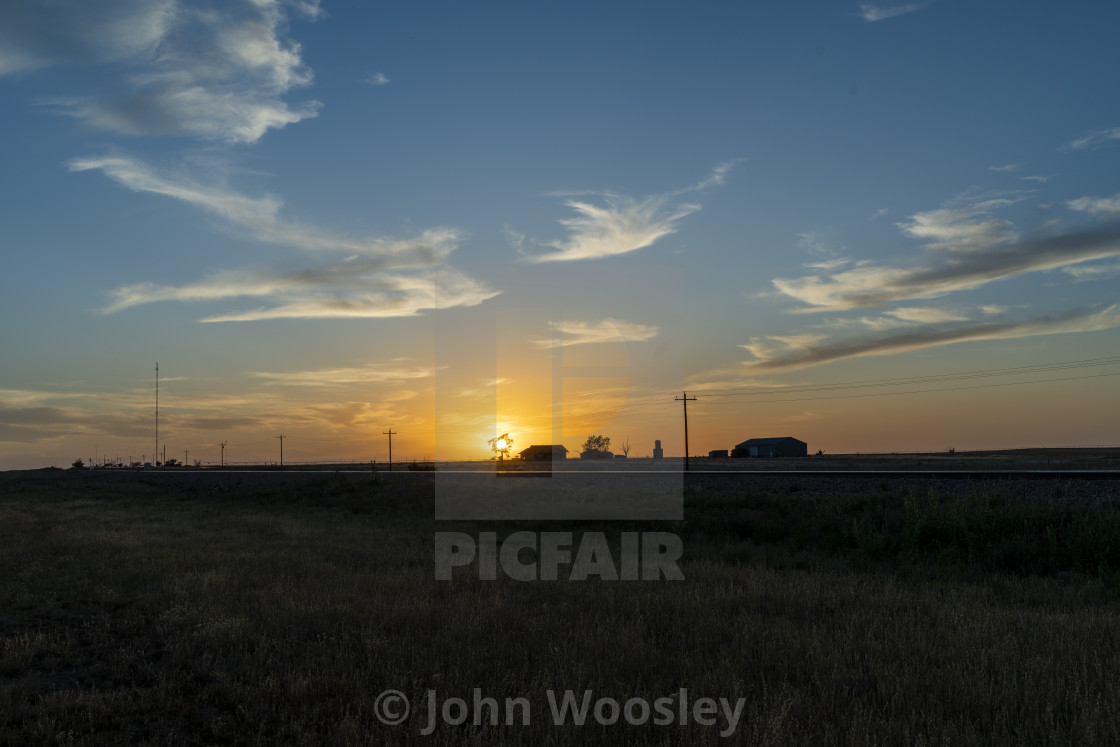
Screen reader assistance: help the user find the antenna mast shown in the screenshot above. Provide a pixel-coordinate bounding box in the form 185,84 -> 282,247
155,362 -> 159,466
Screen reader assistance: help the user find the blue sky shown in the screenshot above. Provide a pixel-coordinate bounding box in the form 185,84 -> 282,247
2,0 -> 1119,468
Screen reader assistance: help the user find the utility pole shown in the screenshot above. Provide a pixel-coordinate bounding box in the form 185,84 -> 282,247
383,429 -> 396,471
155,362 -> 159,466
184,449 -> 189,467
675,391 -> 697,472
276,434 -> 286,466
220,441 -> 227,467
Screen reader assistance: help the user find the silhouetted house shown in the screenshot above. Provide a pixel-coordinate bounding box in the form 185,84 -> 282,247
732,437 -> 807,458
708,449 -> 729,458
653,439 -> 664,459
519,445 -> 568,461
580,448 -> 614,460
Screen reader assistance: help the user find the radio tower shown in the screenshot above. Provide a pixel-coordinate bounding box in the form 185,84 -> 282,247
155,362 -> 159,466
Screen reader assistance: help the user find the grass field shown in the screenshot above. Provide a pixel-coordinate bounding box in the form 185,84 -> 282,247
2,469 -> 1119,745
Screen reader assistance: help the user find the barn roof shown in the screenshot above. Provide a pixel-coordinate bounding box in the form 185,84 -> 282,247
519,444 -> 568,454
735,437 -> 806,448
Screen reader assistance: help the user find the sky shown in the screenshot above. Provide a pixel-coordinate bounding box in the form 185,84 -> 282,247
2,0 -> 1119,469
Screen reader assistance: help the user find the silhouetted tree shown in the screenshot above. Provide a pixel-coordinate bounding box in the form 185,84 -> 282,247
581,434 -> 611,453
71,458 -> 84,470
619,437 -> 631,457
488,433 -> 514,461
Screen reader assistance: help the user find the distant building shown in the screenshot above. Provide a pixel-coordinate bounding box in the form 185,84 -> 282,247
653,439 -> 664,459
518,445 -> 568,461
708,449 -> 729,458
732,437 -> 808,458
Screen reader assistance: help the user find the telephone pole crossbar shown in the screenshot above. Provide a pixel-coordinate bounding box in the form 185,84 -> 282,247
675,391 -> 698,472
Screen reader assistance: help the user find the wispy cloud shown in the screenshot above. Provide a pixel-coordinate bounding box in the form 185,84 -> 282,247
1063,261 -> 1120,281
526,194 -> 698,263
0,0 -> 175,76
522,162 -> 736,263
797,231 -> 854,270
1068,193 -> 1120,218
673,159 -> 743,195
502,225 -> 527,252
67,155 -> 456,266
73,154 -> 497,320
457,378 -> 511,398
752,184 -> 1120,372
13,0 -> 321,143
1021,175 -> 1050,183
804,257 -> 855,271
104,266 -> 496,321
772,223 -> 1120,311
178,416 -> 266,431
858,1 -> 933,22
363,72 -> 391,86
0,400 -> 156,444
196,269 -> 497,322
1062,127 -> 1120,152
897,194 -> 1024,254
989,163 -> 1021,173
0,375 -> 420,449
857,306 -> 969,331
868,208 -> 889,222
532,319 -> 659,347
796,230 -> 842,258
250,362 -> 437,387
774,187 -> 1120,313
742,306 -> 1120,372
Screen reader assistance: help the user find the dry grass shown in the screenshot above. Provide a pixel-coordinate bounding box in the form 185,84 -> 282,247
1,471 -> 1118,744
